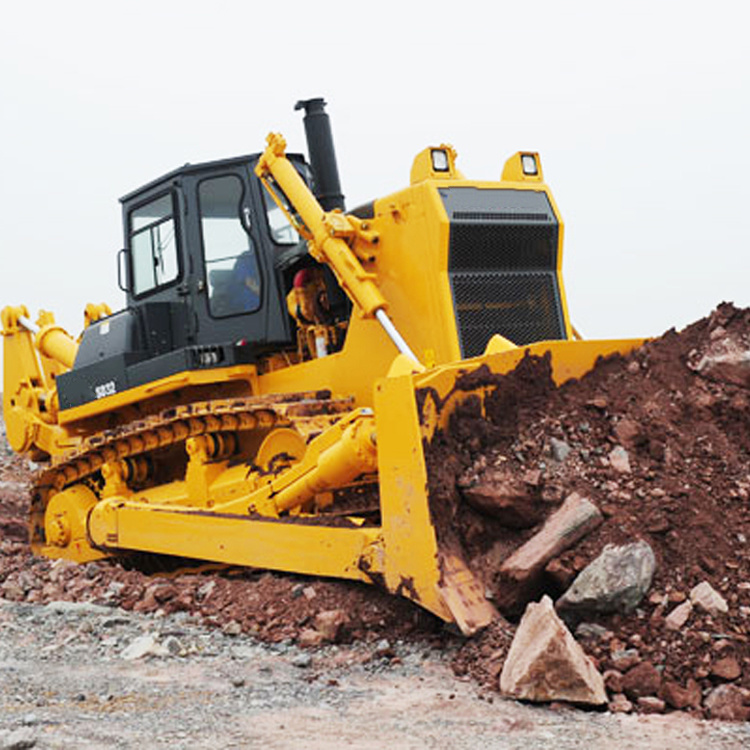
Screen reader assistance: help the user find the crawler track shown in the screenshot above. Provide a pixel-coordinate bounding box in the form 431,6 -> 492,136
30,391 -> 356,547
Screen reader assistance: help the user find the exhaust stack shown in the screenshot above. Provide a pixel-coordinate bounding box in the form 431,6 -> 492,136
295,98 -> 345,211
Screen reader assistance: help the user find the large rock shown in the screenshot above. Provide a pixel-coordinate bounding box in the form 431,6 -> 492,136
495,493 -> 602,613
556,540 -> 656,619
459,466 -> 543,528
692,335 -> 750,388
499,595 -> 607,705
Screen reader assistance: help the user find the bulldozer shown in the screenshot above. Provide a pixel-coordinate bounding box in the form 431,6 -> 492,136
1,99 -> 643,634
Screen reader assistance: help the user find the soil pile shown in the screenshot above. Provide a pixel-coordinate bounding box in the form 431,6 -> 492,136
3,302 -> 750,718
435,302 -> 750,716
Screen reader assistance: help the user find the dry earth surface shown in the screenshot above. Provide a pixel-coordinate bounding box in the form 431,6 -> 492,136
3,305 -> 750,748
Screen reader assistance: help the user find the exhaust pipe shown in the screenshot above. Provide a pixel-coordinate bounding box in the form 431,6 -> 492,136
295,98 -> 345,212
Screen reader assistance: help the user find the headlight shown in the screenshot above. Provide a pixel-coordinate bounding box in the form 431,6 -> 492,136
521,154 -> 538,176
431,149 -> 450,172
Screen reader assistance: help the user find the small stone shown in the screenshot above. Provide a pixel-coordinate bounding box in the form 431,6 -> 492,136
222,620 -> 242,637
231,677 -> 246,688
613,419 -> 640,448
610,649 -> 641,672
648,591 -> 665,606
546,558 -> 577,589
660,678 -> 702,710
523,469 -> 542,487
664,600 -> 692,631
0,582 -> 25,601
637,696 -> 665,714
291,652 -> 313,669
152,584 -> 178,603
587,398 -> 608,410
313,609 -> 349,643
297,628 -> 325,648
608,446 -> 631,474
163,636 -> 184,656
704,684 -> 750,721
197,580 -> 216,600
574,622 -> 611,641
0,727 -> 37,750
121,634 -> 167,660
608,693 -> 633,713
302,586 -> 317,600
603,669 -> 623,694
690,581 -> 729,617
550,438 -> 572,463
711,656 -> 742,681
620,661 -> 661,700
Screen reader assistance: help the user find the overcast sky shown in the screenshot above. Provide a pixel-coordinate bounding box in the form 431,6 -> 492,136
1,0 -> 748,374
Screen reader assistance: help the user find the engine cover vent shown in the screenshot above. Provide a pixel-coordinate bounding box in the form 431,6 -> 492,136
440,188 -> 567,357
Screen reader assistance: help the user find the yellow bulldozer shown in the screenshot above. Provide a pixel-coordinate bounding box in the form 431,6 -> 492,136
1,99 -> 642,634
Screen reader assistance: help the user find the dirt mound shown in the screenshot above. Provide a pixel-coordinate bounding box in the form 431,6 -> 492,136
437,302 -> 750,714
3,303 -> 750,718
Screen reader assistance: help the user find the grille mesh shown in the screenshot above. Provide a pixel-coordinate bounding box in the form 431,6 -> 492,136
450,222 -> 556,271
452,272 -> 564,356
453,211 -> 550,223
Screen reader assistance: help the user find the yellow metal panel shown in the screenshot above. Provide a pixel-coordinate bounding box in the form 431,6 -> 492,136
58,365 -> 257,424
89,500 -> 379,582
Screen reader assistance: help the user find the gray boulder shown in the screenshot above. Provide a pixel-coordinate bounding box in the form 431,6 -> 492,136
556,540 -> 656,619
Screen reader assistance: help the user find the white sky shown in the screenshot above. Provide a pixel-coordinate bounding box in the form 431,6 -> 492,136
1,0 -> 749,374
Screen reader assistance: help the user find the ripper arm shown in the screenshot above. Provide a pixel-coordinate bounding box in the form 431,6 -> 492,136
1,306 -> 78,457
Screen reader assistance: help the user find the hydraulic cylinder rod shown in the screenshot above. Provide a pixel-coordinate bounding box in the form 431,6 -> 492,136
256,134 -> 421,365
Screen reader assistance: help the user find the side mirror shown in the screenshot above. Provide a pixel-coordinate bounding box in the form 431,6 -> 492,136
117,248 -> 130,292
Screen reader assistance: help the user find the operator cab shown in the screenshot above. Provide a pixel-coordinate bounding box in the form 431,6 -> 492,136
120,153 -> 312,350
56,154 -> 326,411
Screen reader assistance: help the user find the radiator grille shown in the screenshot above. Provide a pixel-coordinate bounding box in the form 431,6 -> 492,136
450,222 -> 556,271
441,188 -> 567,358
452,272 -> 564,356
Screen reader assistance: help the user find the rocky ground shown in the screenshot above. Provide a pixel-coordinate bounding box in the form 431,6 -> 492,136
3,304 -> 750,747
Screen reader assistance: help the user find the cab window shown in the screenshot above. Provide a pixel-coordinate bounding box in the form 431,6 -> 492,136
261,184 -> 300,245
199,175 -> 262,317
129,193 -> 179,296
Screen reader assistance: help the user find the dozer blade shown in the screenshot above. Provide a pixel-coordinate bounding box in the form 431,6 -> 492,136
369,335 -> 645,633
